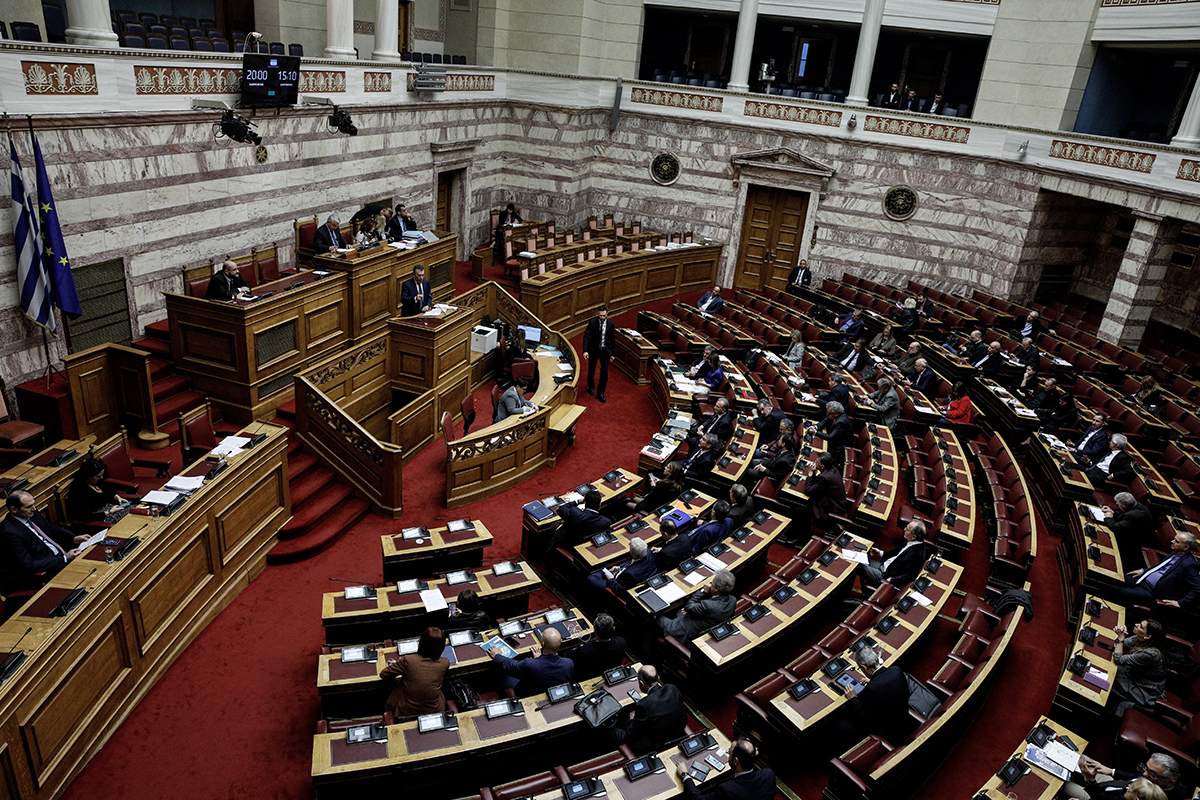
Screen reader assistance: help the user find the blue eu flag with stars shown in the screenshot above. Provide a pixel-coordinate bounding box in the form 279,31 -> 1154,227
33,133 -> 81,324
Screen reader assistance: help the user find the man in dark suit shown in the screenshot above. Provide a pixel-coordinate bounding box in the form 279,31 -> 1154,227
876,82 -> 902,109
399,264 -> 433,316
679,738 -> 776,800
1085,434 -> 1136,485
750,399 -> 786,444
613,665 -> 686,756
1013,337 -> 1040,368
784,451 -> 847,546
786,259 -> 812,295
652,519 -> 692,573
909,359 -> 937,397
682,433 -> 719,484
857,521 -> 929,588
386,203 -> 417,238
497,203 -> 522,225
546,489 -> 611,555
686,398 -> 735,452
922,93 -> 946,115
835,309 -> 865,341
690,501 -> 734,554
582,306 -> 615,402
817,374 -> 851,412
568,613 -> 626,680
487,626 -> 574,696
1010,309 -> 1051,340
832,340 -> 868,372
959,330 -> 987,363
697,286 -> 724,314
728,484 -> 755,527
204,259 -> 252,302
313,215 -> 347,253
1,491 -> 88,580
659,569 -> 736,645
972,341 -> 1006,378
915,292 -> 936,318
809,401 -> 853,467
686,345 -> 718,381
1101,492 -> 1154,565
1072,413 -> 1110,465
899,88 -> 920,112
1117,531 -> 1200,609
865,377 -> 901,430
588,537 -> 657,592
833,646 -> 914,748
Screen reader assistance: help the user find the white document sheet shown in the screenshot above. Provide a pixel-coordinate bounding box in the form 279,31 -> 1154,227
420,589 -> 448,613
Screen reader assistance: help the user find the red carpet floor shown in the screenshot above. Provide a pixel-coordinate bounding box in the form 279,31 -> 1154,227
61,268 -> 1074,800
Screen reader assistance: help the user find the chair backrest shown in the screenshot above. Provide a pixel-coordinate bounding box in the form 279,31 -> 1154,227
192,37 -> 212,51
146,34 -> 167,48
237,262 -> 257,287
270,41 -> 284,54
188,276 -> 211,298
169,35 -> 189,50
441,411 -> 455,444
289,43 -> 303,57
256,253 -> 280,283
12,21 -> 42,41
123,33 -> 145,48
511,360 -> 536,382
97,438 -> 134,482
180,403 -> 217,456
460,395 -> 476,436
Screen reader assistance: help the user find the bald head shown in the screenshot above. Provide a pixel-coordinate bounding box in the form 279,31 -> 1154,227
541,627 -> 563,654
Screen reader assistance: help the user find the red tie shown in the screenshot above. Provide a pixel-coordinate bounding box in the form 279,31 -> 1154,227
27,519 -> 64,556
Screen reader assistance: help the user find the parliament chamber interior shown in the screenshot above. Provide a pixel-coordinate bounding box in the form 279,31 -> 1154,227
5,0 -> 1200,799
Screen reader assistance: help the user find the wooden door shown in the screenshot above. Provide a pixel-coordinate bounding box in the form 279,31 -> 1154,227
436,171 -> 452,232
734,185 -> 809,292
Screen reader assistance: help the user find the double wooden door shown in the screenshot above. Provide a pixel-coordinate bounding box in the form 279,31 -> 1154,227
734,185 -> 809,291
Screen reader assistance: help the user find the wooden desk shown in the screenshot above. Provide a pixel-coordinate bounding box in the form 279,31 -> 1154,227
974,379 -> 1042,437
0,423 -> 289,800
311,665 -> 649,797
691,532 -> 871,675
1026,435 -> 1094,532
576,491 -> 719,575
711,422 -> 758,485
1069,503 -> 1126,603
0,435 -> 102,523
638,412 -> 692,479
614,327 -> 661,386
972,717 -> 1088,800
167,270 -> 350,421
624,510 -> 790,617
1052,595 -> 1123,730
314,233 -> 457,321
317,606 -> 593,719
520,469 -> 642,560
520,244 -> 721,338
381,520 -> 495,583
769,560 -> 962,733
321,561 -> 541,645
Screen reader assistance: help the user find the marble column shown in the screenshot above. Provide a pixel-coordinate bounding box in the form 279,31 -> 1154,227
845,0 -> 888,107
1098,211 -> 1178,349
325,0 -> 357,60
372,0 -> 401,62
1172,71 -> 1200,149
726,0 -> 761,94
64,0 -> 120,48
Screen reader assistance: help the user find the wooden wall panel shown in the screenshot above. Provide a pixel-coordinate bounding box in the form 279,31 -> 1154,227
0,744 -> 18,800
215,467 -> 287,565
389,390 -> 436,463
306,303 -> 345,348
646,265 -> 679,291
360,276 -> 391,327
130,531 -> 215,656
179,326 -> 238,367
20,616 -> 130,786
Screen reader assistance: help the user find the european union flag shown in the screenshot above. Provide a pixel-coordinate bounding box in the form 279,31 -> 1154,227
33,133 -> 81,324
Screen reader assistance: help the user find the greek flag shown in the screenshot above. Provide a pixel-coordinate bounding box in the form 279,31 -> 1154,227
9,135 -> 53,333
34,134 -> 81,323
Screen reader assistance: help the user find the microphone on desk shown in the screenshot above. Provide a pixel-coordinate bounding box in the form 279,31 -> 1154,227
329,577 -> 376,588
0,627 -> 32,683
49,568 -> 97,618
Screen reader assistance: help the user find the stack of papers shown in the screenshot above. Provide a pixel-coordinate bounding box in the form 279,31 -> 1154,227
212,436 -> 250,457
841,549 -> 870,564
164,475 -> 205,494
519,250 -> 537,258
142,489 -> 181,506
420,589 -> 448,613
1024,744 -> 1071,780
697,552 -> 726,572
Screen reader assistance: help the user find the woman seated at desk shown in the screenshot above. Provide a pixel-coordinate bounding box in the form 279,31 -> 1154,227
66,459 -> 127,524
355,218 -> 383,247
380,626 -> 449,719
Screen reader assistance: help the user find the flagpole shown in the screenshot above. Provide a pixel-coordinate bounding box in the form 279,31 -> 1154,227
25,116 -> 65,389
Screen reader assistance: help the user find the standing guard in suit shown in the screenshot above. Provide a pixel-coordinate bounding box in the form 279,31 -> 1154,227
876,82 -> 903,109
1,491 -> 88,580
583,306 -> 615,402
313,215 -> 347,253
400,264 -> 433,316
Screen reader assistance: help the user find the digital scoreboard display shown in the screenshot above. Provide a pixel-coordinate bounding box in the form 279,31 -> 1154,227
240,53 -> 300,107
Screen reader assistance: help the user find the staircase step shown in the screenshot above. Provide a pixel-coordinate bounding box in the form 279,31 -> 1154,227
276,400 -> 297,421
267,498 -> 371,565
286,437 -> 301,458
290,465 -> 335,508
145,319 -> 171,341
148,358 -> 173,378
279,483 -> 354,539
270,415 -> 296,433
133,337 -> 172,357
151,374 -> 191,402
287,452 -> 318,482
155,390 -> 206,440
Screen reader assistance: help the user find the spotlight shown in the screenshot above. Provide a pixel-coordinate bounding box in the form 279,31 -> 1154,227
1017,140 -> 1029,157
216,110 -> 261,145
847,113 -> 857,130
328,106 -> 358,136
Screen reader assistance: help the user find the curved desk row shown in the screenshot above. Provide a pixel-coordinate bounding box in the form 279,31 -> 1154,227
0,423 -> 289,800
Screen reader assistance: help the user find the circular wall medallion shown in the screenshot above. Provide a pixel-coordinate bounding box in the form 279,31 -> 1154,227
254,145 -> 269,164
650,152 -> 681,186
883,185 -> 918,221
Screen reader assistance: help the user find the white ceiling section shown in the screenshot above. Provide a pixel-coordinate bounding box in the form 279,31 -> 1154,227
1093,1 -> 1200,42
